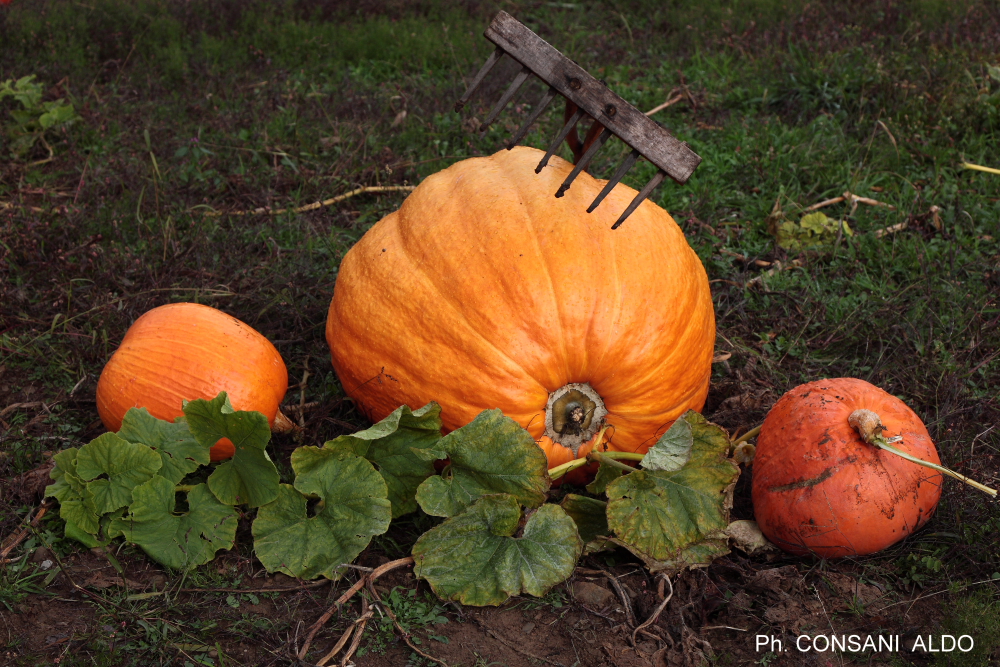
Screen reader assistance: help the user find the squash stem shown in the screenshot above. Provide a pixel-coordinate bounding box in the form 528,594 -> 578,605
873,436 -> 998,499
732,423 -> 763,446
174,484 -> 196,493
587,451 -> 639,473
849,408 -> 998,499
547,458 -> 590,481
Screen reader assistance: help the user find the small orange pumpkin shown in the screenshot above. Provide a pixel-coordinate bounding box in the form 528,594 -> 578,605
325,147 -> 715,479
96,302 -> 289,461
752,378 -> 942,558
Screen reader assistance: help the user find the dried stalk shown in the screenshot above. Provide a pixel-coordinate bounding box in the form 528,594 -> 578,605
0,500 -> 52,562
201,185 -> 415,218
298,556 -> 414,661
631,574 -> 674,645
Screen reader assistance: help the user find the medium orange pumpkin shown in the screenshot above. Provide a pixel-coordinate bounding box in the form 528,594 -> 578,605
752,378 -> 943,558
96,302 -> 289,461
325,147 -> 715,478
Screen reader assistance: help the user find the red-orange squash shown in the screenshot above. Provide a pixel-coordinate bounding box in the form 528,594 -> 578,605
752,378 -> 943,558
96,302 -> 289,461
325,146 -> 715,479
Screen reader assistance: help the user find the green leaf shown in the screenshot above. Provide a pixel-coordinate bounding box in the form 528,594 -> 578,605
323,403 -> 442,518
75,433 -> 162,514
415,410 -> 549,518
118,408 -> 210,484
641,417 -> 693,472
63,516 -> 109,548
606,412 -> 739,569
46,448 -> 102,540
185,392 -> 279,507
112,476 -> 238,571
559,494 -> 611,553
252,448 -> 392,580
585,459 -> 626,495
413,494 -> 582,606
46,448 -> 86,501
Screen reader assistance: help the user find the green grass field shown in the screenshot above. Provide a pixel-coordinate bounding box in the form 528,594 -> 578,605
1,1 -> 999,664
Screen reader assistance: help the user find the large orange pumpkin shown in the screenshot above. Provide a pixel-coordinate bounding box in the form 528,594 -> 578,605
96,302 -> 289,461
752,378 -> 943,558
325,147 -> 715,478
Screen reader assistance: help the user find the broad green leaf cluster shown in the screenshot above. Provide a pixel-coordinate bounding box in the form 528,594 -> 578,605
45,392 -> 275,570
0,75 -> 80,158
47,395 -> 742,605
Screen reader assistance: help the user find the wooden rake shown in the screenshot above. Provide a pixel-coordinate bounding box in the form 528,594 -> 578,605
456,11 -> 702,229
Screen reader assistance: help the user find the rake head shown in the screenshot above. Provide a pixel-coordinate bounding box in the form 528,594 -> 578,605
455,11 -> 702,229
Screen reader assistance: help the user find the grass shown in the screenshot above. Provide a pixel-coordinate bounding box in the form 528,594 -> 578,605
1,0 -> 999,662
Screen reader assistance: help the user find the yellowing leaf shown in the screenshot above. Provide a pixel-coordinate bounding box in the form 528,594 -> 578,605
606,412 -> 739,571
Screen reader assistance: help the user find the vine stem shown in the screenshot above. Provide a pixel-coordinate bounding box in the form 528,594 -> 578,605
297,556 -> 414,661
587,451 -> 640,473
732,423 -> 762,446
547,450 -> 643,480
849,409 -> 998,499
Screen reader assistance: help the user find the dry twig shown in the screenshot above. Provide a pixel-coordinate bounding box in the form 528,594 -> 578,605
600,569 -> 637,629
298,556 -> 414,661
631,574 -> 674,646
201,185 -> 415,218
0,500 -> 52,562
644,90 -> 684,116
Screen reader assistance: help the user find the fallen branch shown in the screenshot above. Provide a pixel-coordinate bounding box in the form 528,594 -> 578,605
298,556 -> 414,661
200,185 -> 416,218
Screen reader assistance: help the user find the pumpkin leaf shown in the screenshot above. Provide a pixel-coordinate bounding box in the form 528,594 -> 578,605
322,402 -> 442,518
111,476 -> 238,571
632,535 -> 732,573
185,392 -> 279,507
606,412 -> 739,569
74,433 -> 163,515
559,494 -> 613,553
586,459 -> 626,495
414,410 -> 549,518
252,448 -> 392,580
641,417 -> 693,472
45,447 -> 87,502
412,494 -> 582,606
118,407 -> 210,484
63,516 -> 110,548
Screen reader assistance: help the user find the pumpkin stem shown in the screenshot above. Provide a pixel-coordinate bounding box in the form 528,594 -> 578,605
848,409 -> 998,499
543,382 -> 608,454
272,409 -> 299,435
